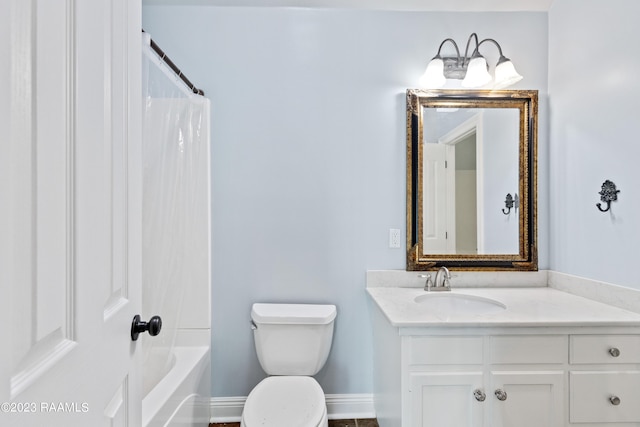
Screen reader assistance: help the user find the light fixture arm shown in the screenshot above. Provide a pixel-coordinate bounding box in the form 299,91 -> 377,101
463,33 -> 481,63
474,38 -> 512,64
433,38 -> 460,60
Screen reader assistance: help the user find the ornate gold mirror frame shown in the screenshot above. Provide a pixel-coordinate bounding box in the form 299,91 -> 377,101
407,89 -> 538,271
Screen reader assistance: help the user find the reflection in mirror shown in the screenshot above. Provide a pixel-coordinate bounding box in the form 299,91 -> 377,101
407,90 -> 538,271
422,107 -> 519,255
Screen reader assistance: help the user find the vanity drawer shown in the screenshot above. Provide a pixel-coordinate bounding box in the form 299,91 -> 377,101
490,335 -> 566,364
570,371 -> 640,423
570,335 -> 640,364
409,336 -> 483,365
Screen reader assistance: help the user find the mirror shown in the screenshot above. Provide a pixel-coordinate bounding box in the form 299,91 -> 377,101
406,89 -> 538,270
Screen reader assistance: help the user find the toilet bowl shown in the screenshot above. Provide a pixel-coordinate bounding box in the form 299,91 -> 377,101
240,376 -> 328,427
240,303 -> 336,427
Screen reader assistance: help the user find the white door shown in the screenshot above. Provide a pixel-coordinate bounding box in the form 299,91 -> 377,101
1,1 -> 143,426
423,143 -> 456,253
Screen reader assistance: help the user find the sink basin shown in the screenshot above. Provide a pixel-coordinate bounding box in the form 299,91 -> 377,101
414,292 -> 506,315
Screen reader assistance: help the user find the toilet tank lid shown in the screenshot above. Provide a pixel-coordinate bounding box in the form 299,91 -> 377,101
251,303 -> 336,325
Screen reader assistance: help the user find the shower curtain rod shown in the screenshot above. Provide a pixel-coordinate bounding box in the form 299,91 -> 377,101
143,29 -> 205,96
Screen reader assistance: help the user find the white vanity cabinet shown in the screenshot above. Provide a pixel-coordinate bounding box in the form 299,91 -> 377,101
367,286 -> 640,427
376,328 -> 640,427
404,335 -> 565,427
370,304 -> 640,427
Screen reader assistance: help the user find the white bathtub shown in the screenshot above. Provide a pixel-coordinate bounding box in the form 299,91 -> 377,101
142,346 -> 211,427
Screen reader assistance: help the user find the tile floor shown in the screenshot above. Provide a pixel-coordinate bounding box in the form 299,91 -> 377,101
210,419 -> 379,427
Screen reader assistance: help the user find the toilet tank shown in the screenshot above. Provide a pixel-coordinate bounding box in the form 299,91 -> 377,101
251,303 -> 336,376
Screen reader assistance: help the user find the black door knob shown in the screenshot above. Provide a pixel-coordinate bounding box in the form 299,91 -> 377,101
131,314 -> 162,341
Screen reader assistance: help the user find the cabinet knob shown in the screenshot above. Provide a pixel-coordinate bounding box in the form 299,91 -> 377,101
609,396 -> 621,406
609,347 -> 621,357
495,389 -> 508,401
473,389 -> 486,402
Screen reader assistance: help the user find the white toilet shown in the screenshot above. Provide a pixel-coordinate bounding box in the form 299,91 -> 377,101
240,303 -> 337,427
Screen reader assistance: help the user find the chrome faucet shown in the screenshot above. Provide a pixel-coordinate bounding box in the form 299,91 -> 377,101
419,266 -> 452,292
434,266 -> 452,291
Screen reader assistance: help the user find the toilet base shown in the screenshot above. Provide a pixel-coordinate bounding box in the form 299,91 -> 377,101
240,376 -> 328,427
240,409 -> 327,427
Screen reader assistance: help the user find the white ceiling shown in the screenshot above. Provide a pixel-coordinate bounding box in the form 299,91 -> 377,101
142,0 -> 555,12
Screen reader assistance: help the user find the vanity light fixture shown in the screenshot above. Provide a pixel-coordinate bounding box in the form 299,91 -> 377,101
419,33 -> 523,89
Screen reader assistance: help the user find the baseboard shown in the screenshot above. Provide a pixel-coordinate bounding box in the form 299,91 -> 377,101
209,396 -> 245,423
209,393 -> 375,423
325,394 -> 376,419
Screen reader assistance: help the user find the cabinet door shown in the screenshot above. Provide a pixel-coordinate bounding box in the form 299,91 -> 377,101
490,371 -> 564,427
409,371 -> 484,427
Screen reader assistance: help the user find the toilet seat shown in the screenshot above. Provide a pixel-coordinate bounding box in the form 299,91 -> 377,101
241,376 -> 327,427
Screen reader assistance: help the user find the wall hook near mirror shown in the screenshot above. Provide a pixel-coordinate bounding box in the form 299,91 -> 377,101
502,193 -> 519,215
596,180 -> 620,212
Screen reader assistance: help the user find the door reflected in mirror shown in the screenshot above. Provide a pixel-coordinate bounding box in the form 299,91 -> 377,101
407,90 -> 538,271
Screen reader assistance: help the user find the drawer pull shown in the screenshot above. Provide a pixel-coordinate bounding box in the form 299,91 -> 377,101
609,395 -> 621,406
495,389 -> 508,401
609,347 -> 621,357
473,389 -> 486,402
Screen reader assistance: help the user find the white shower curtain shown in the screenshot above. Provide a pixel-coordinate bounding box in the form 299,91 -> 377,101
141,33 -> 210,396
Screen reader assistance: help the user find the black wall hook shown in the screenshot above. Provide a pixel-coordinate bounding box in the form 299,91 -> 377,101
502,193 -> 519,215
596,180 -> 620,212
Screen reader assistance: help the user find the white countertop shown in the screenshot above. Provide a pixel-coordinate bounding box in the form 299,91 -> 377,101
367,286 -> 640,328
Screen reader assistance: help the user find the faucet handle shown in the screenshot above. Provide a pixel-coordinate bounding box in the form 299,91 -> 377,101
442,278 -> 451,290
418,274 -> 433,291
442,274 -> 452,289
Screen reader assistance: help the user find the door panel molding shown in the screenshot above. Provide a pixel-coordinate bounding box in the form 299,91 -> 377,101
9,0 -> 78,399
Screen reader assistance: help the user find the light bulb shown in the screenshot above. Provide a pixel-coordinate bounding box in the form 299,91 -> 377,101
419,58 -> 446,89
462,56 -> 491,88
493,58 -> 523,89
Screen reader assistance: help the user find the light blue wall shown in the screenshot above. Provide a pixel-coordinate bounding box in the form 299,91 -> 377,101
549,0 -> 640,289
482,109 -> 520,253
142,7 -> 548,397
